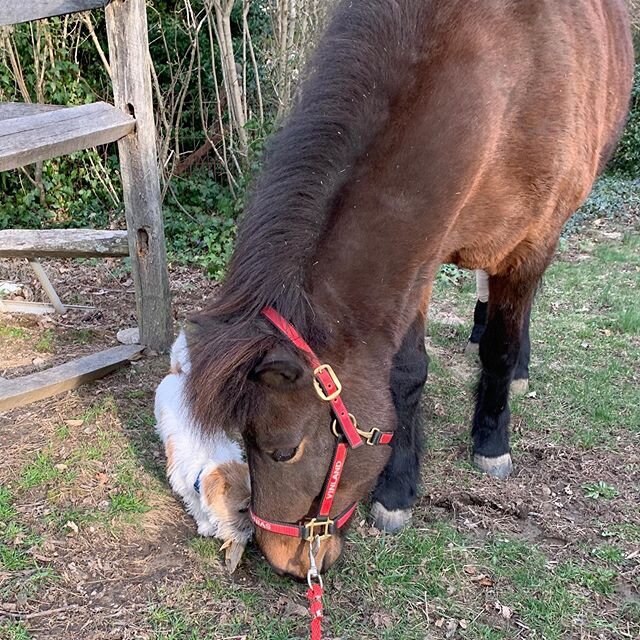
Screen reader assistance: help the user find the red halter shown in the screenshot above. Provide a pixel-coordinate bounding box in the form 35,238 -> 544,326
249,307 -> 394,543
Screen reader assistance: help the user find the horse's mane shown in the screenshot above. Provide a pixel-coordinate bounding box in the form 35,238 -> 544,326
187,0 -> 429,432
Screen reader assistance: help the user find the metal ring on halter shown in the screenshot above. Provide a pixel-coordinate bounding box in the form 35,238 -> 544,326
331,413 -> 357,439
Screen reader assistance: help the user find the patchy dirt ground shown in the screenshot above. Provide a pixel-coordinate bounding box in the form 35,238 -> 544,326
1,217 -> 638,640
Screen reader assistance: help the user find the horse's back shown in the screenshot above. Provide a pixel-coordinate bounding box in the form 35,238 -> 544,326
415,0 -> 634,272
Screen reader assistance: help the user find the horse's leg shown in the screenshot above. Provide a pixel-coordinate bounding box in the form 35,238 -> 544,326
465,270 -> 489,355
467,270 -> 532,398
371,313 -> 428,532
511,302 -> 532,396
472,270 -> 540,479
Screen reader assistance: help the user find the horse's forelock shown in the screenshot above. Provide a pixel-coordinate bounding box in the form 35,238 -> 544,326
184,314 -> 279,436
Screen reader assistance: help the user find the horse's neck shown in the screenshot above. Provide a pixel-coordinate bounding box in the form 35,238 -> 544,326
308,184 -> 438,348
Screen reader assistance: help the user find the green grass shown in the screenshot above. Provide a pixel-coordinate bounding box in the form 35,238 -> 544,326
148,607 -> 202,640
68,328 -> 95,344
0,326 -> 27,339
0,622 -> 32,640
501,233 -> 640,449
34,329 -> 55,353
582,481 -> 620,500
479,539 -> 623,638
0,487 -> 55,601
80,395 -> 118,424
109,490 -> 150,516
19,452 -> 62,490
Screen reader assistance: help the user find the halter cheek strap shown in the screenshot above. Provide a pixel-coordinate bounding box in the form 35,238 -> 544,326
249,307 -> 394,542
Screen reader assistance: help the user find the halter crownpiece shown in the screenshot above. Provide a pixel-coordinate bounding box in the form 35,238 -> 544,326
249,307 -> 394,542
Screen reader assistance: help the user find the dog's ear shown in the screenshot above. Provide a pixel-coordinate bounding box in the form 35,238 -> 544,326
201,468 -> 228,500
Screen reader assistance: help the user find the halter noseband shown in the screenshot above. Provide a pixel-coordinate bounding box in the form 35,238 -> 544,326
249,307 -> 394,543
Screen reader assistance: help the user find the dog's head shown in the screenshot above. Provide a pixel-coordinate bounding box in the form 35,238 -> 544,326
200,461 -> 252,543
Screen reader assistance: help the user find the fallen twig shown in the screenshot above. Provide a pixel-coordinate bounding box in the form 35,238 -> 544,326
0,604 -> 79,620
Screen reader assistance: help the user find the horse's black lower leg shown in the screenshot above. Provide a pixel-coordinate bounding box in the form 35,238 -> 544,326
511,302 -> 532,395
371,314 -> 428,532
467,280 -> 532,398
466,299 -> 488,352
472,272 -> 538,479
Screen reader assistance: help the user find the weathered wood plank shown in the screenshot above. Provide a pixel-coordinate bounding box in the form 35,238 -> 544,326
0,300 -> 94,314
0,300 -> 56,315
0,229 -> 129,258
0,1 -> 106,27
0,345 -> 144,412
106,0 -> 173,353
0,103 -> 65,121
0,102 -> 135,172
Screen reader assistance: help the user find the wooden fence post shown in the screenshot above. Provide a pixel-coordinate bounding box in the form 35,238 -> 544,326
105,0 -> 173,352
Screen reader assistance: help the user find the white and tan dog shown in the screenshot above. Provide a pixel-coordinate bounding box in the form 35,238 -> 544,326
155,331 -> 252,571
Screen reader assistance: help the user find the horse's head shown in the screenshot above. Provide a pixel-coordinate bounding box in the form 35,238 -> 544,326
187,308 -> 396,580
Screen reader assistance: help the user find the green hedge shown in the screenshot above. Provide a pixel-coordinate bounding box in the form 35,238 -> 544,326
608,63 -> 640,176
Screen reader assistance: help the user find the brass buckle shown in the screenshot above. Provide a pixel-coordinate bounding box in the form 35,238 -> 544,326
304,517 -> 334,541
356,426 -> 382,446
313,364 -> 342,402
331,413 -> 357,439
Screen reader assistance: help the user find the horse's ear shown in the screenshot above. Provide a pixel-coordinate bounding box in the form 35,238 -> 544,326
251,345 -> 305,389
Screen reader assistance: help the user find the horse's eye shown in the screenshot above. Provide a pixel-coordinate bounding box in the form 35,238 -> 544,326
271,447 -> 298,463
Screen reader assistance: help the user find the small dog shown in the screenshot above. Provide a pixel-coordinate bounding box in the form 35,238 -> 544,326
155,331 -> 252,572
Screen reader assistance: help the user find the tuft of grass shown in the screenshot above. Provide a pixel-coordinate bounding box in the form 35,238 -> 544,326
109,490 -> 150,516
589,544 -> 625,565
19,452 -> 62,490
147,606 -> 205,640
555,562 -> 618,597
582,481 -> 619,500
0,326 -> 28,339
0,485 -> 14,521
125,389 -> 147,399
188,537 -> 220,561
615,306 -> 640,334
34,329 -> 55,353
55,423 -> 71,440
0,622 -> 32,640
0,487 -> 54,601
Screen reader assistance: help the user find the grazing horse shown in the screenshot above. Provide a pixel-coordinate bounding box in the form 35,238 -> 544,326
186,0 -> 633,579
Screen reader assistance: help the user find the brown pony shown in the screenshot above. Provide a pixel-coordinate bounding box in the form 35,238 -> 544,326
186,0 -> 633,580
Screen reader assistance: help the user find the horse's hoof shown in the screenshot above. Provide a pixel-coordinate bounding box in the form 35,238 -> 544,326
510,378 -> 529,396
473,453 -> 513,479
464,341 -> 480,357
370,502 -> 412,533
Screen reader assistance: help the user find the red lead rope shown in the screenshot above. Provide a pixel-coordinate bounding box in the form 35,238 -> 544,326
306,583 -> 323,640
